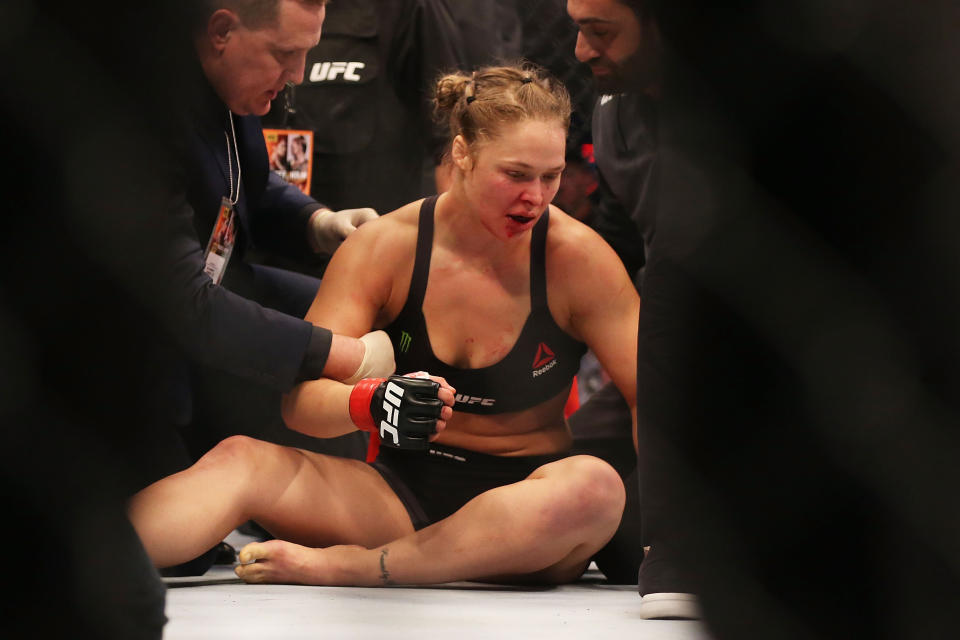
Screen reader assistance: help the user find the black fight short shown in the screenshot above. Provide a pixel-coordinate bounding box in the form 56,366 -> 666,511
370,444 -> 565,530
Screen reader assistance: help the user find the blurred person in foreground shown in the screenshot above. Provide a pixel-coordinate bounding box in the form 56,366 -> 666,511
573,0 -> 960,635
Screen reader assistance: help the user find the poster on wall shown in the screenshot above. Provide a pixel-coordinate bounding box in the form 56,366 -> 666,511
263,128 -> 313,195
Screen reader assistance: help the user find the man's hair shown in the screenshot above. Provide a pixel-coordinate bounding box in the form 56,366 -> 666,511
618,0 -> 651,18
199,0 -> 327,29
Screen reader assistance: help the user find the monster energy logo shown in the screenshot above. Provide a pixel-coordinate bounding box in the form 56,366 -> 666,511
399,331 -> 412,353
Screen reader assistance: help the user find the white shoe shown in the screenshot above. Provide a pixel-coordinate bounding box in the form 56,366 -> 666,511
639,592 -> 702,620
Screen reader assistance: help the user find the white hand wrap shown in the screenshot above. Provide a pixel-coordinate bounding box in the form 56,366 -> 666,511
343,330 -> 396,384
309,207 -> 379,255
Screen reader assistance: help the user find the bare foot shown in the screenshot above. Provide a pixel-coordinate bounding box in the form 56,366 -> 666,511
234,540 -> 367,585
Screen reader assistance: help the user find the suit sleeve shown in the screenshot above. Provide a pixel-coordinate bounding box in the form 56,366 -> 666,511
157,186 -> 330,392
250,170 -> 325,261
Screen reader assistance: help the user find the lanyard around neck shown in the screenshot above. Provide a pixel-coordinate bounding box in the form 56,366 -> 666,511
224,110 -> 242,205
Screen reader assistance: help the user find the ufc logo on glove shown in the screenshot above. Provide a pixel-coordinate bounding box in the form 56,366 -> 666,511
348,375 -> 444,461
379,380 -> 405,445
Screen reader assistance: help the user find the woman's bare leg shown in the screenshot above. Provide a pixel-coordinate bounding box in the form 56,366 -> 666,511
235,455 -> 626,586
127,436 -> 413,567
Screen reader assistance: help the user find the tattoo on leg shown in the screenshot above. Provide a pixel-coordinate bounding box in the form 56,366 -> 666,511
379,548 -> 394,586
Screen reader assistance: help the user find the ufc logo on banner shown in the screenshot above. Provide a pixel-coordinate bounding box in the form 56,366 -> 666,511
379,381 -> 404,445
309,61 -> 366,82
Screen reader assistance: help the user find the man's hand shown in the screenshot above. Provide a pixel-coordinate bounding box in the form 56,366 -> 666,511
349,374 -> 455,450
309,207 -> 378,255
342,330 -> 396,384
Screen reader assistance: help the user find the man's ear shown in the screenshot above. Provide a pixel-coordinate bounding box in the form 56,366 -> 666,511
207,9 -> 240,52
451,135 -> 473,171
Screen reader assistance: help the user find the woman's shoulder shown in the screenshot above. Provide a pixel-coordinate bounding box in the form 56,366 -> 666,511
381,199 -> 425,224
544,204 -> 634,296
338,199 -> 424,254
545,204 -> 618,262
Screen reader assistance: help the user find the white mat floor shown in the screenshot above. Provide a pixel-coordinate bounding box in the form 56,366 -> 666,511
162,533 -> 712,640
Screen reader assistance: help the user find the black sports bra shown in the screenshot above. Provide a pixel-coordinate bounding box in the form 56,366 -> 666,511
384,195 -> 586,414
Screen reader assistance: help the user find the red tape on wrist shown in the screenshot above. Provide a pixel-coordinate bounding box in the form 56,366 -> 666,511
365,433 -> 381,464
349,378 -> 385,432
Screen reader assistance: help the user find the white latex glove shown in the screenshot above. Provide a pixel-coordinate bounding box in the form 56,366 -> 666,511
342,330 -> 396,384
309,207 -> 378,255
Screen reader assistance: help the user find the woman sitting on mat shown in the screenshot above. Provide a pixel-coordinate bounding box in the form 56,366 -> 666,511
129,63 -> 640,586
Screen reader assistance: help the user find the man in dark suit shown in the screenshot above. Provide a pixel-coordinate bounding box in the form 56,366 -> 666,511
158,0 -> 397,468
134,0 -> 398,574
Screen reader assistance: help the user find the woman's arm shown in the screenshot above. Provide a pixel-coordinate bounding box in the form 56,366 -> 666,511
280,208 -> 455,440
281,216 -> 400,437
552,213 -> 641,446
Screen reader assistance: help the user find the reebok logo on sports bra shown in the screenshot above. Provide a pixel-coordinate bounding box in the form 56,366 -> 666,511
532,342 -> 558,377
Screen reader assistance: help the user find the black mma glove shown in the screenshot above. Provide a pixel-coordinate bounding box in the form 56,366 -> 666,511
349,375 -> 443,451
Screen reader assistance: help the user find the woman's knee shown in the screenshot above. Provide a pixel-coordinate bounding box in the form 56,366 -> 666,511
536,456 -> 626,532
195,435 -> 280,476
